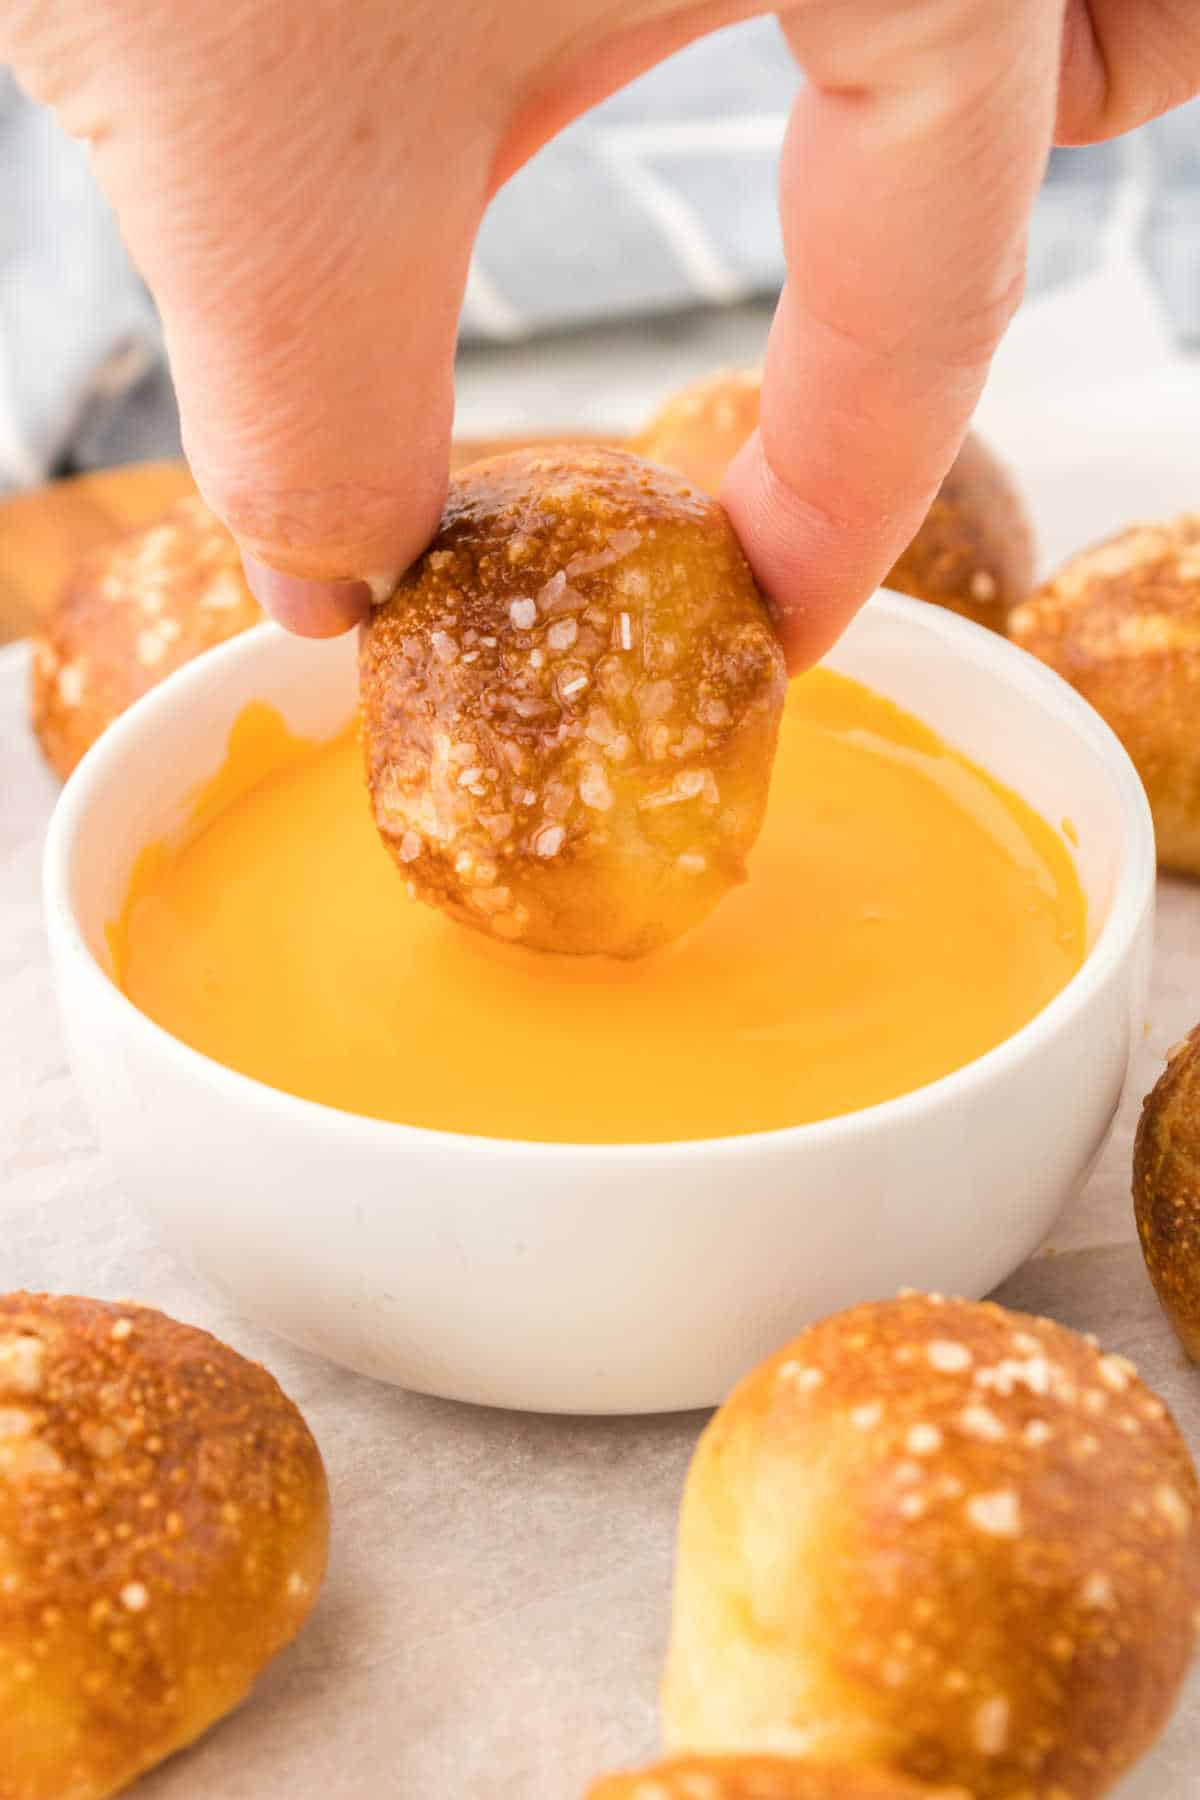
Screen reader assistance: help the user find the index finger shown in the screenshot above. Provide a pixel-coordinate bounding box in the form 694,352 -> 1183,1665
722,0 -> 1064,671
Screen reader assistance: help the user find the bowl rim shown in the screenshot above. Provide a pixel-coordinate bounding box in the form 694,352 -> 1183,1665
43,592 -> 1157,1163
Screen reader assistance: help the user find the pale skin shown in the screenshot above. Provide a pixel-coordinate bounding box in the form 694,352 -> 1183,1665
5,2 -> 1200,669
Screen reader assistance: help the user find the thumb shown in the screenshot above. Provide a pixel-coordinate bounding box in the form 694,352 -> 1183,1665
9,1 -> 490,635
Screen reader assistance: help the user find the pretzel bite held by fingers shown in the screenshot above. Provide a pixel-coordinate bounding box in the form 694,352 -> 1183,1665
634,370 -> 1034,630
360,446 -> 787,958
0,1293 -> 328,1800
587,1756 -> 968,1800
662,1294 -> 1200,1800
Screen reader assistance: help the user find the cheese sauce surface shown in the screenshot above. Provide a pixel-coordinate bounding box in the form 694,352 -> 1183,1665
111,671 -> 1086,1143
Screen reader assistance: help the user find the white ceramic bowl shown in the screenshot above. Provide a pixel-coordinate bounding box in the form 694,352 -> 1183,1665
44,594 -> 1155,1414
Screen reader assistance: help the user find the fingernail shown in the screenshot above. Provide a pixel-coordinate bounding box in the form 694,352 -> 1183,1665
241,554 -> 373,639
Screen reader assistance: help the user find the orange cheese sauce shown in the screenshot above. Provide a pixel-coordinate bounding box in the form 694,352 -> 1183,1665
110,670 -> 1086,1144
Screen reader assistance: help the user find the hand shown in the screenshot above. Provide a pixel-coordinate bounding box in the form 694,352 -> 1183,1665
5,0 -> 1199,663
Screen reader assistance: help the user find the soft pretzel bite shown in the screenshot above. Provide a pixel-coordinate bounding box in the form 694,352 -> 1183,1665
360,446 -> 787,958
1011,516 -> 1200,875
634,370 -> 1033,630
632,368 -> 763,500
1135,1026 -> 1200,1358
662,1294 -> 1200,1800
30,495 -> 262,780
0,1292 -> 328,1799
